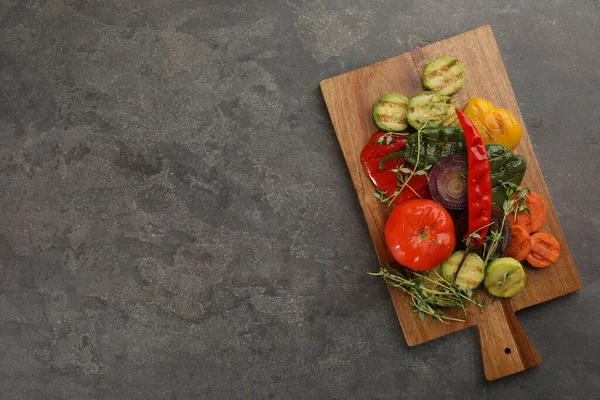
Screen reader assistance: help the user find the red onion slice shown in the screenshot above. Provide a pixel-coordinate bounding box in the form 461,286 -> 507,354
428,154 -> 468,210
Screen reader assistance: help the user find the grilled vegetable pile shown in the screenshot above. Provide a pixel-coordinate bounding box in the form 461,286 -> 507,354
363,56 -> 561,323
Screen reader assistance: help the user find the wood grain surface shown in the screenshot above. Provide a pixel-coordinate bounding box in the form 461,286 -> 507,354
320,25 -> 581,380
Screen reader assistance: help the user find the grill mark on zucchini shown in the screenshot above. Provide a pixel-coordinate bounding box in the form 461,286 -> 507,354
441,251 -> 484,290
373,92 -> 409,132
425,63 -> 461,80
407,91 -> 453,129
442,100 -> 459,128
422,56 -> 465,96
433,73 -> 464,92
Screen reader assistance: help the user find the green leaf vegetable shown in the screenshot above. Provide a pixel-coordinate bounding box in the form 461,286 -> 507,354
486,144 -> 527,207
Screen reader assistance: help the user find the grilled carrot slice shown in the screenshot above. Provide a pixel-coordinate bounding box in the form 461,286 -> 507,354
504,225 -> 532,261
526,232 -> 560,268
508,192 -> 547,233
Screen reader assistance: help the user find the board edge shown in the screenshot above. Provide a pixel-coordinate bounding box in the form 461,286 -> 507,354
319,25 -> 493,86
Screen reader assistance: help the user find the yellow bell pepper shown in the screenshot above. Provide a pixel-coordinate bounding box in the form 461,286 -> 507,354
463,98 -> 523,150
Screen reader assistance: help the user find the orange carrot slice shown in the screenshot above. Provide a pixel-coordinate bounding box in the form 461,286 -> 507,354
526,232 -> 560,268
504,225 -> 532,261
508,192 -> 547,233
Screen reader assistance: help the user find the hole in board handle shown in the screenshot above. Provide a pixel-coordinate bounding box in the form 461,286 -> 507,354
504,348 -> 511,354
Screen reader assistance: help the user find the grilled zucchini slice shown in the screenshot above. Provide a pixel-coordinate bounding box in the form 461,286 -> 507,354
442,250 -> 485,290
453,253 -> 485,290
373,92 -> 409,132
442,98 -> 460,128
442,250 -> 466,282
422,56 -> 465,96
407,91 -> 454,129
484,258 -> 526,298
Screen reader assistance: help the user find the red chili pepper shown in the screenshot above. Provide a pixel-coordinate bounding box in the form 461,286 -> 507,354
361,131 -> 430,205
456,109 -> 493,247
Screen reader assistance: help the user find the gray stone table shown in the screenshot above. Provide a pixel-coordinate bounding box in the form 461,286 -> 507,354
1,1 -> 599,399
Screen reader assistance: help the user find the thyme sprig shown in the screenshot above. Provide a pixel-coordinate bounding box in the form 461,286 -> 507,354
369,264 -> 486,323
496,271 -> 514,288
503,181 -> 531,220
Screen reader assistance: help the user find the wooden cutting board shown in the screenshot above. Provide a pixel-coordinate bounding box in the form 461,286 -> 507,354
320,25 -> 581,380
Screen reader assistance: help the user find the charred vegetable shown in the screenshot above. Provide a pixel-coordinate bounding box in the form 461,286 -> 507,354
508,191 -> 547,233
504,225 -> 532,261
443,99 -> 460,128
379,127 -> 466,169
484,257 -> 526,297
464,98 -> 523,150
487,144 -> 527,207
428,154 -> 468,210
457,109 -> 493,248
373,92 -> 410,132
404,127 -> 466,168
422,56 -> 466,96
441,251 -> 485,290
454,253 -> 485,290
407,91 -> 455,129
441,250 -> 466,282
527,232 -> 560,268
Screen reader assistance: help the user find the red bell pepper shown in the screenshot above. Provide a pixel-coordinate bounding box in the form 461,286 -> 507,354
360,131 -> 430,205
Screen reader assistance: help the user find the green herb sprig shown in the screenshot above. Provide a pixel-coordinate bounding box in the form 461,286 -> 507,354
369,264 -> 486,323
503,181 -> 531,220
496,271 -> 514,288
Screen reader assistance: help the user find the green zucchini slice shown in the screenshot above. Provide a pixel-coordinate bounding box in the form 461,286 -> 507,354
484,258 -> 526,298
422,56 -> 465,96
442,251 -> 485,290
442,99 -> 460,128
407,91 -> 454,129
373,92 -> 409,132
441,250 -> 466,282
453,253 -> 485,290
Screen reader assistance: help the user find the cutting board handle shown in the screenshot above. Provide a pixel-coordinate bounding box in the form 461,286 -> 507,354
477,300 -> 541,380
